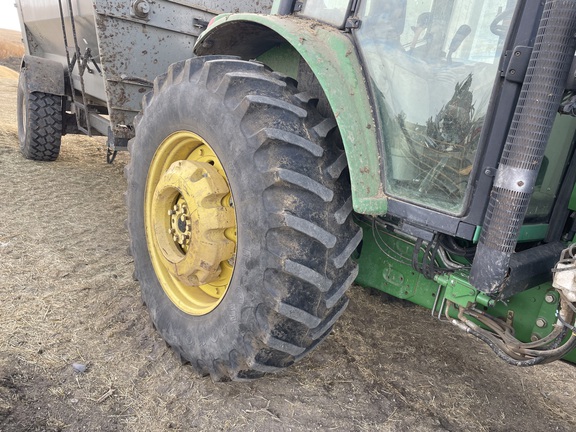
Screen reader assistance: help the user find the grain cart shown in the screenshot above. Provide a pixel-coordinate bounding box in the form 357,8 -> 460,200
16,0 -> 576,381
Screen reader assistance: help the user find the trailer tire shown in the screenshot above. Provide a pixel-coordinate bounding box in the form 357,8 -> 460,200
127,56 -> 361,381
17,70 -> 63,161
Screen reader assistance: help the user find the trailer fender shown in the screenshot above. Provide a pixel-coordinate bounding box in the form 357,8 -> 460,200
195,14 -> 387,215
20,55 -> 66,97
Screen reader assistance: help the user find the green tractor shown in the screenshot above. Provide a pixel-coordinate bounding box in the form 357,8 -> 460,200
127,0 -> 576,380
16,0 -> 576,381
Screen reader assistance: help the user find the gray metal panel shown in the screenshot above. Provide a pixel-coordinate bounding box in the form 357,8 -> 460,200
16,0 -> 274,139
164,0 -> 273,14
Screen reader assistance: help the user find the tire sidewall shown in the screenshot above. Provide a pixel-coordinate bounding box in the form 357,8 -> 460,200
17,70 -> 29,154
131,79 -> 269,361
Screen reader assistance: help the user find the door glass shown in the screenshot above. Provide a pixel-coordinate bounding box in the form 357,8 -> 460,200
356,0 -> 517,214
297,0 -> 353,28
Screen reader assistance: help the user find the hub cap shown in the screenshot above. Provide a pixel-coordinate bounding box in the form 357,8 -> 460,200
145,131 -> 236,315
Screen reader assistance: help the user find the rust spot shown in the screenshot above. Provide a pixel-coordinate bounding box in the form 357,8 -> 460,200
360,166 -> 370,174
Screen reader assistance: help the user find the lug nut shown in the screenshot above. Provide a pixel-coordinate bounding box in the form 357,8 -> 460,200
168,228 -> 175,235
545,294 -> 556,304
168,209 -> 176,216
536,318 -> 547,328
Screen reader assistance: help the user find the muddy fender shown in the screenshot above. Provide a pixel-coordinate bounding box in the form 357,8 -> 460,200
20,55 -> 66,96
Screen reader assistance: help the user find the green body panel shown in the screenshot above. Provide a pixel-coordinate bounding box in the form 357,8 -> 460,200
196,14 -> 387,214
355,221 -> 576,362
256,44 -> 300,81
569,183 -> 576,211
517,224 -> 550,242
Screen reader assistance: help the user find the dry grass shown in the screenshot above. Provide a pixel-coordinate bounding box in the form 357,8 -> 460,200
0,41 -> 23,60
0,29 -> 23,60
0,29 -> 23,73
0,29 -> 22,45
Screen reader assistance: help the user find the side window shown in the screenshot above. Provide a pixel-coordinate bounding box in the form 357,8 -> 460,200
355,0 -> 517,215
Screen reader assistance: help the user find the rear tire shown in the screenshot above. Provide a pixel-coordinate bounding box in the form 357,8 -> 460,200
127,56 -> 361,381
17,70 -> 63,161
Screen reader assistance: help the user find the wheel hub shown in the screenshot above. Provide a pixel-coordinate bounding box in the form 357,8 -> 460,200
144,131 -> 237,315
151,159 -> 235,286
169,197 -> 192,249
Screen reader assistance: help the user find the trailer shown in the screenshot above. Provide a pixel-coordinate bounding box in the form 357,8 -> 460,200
16,0 -> 273,161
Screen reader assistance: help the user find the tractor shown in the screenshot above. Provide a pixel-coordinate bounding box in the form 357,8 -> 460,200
16,0 -> 576,381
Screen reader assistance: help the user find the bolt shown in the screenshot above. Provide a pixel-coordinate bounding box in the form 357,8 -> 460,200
168,228 -> 176,235
530,334 -> 540,342
545,294 -> 555,303
168,210 -> 176,216
536,318 -> 547,328
137,2 -> 149,14
180,215 -> 186,222
133,0 -> 150,18
517,180 -> 524,187
173,235 -> 178,242
173,205 -> 179,211
514,51 -> 521,57
509,69 -> 516,75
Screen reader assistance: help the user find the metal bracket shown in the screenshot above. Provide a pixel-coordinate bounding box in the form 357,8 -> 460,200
435,273 -> 496,309
345,17 -> 361,30
504,46 -> 532,84
193,18 -> 209,30
106,127 -> 127,164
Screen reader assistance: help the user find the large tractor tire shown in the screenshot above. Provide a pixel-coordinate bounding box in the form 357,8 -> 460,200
127,56 -> 361,381
17,70 -> 63,161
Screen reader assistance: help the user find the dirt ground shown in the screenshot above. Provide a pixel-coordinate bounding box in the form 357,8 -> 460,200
1,73 -> 576,432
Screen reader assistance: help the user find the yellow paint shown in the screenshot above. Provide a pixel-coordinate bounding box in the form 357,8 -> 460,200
145,131 -> 236,315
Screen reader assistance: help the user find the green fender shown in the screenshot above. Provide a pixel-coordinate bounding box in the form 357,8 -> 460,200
195,14 -> 387,215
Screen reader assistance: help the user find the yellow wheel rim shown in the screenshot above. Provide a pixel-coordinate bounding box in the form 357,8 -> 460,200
145,131 -> 237,315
